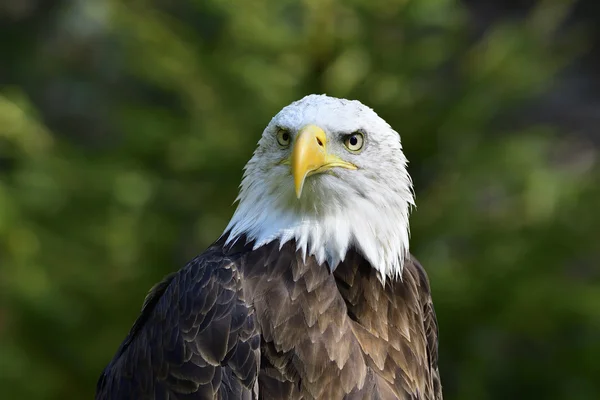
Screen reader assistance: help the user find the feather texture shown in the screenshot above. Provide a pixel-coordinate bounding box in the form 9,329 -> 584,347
96,237 -> 441,399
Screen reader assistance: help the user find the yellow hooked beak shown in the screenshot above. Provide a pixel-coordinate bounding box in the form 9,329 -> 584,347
290,125 -> 357,198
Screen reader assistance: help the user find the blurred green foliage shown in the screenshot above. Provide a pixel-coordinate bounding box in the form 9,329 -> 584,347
1,0 -> 599,399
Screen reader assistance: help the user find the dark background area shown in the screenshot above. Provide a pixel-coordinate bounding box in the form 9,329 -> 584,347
1,0 -> 599,399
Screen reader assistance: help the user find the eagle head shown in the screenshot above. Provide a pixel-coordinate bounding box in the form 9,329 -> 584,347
225,94 -> 414,281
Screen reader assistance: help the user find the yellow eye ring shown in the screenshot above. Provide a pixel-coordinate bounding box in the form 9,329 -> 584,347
344,132 -> 364,152
276,128 -> 291,147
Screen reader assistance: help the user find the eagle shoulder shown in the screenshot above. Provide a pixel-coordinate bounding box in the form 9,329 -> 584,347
95,244 -> 261,400
410,256 -> 442,400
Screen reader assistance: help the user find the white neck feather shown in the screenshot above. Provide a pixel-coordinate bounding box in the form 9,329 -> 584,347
224,169 -> 414,282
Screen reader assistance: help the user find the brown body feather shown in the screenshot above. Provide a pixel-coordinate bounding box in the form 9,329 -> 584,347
96,237 -> 441,399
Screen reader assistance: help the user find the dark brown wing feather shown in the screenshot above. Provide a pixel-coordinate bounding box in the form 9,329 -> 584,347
413,257 -> 443,400
96,243 -> 261,400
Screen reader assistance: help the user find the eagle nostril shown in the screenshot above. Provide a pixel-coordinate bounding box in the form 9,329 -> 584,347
316,137 -> 323,147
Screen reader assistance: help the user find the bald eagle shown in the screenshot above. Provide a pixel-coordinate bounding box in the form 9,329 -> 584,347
96,95 -> 442,399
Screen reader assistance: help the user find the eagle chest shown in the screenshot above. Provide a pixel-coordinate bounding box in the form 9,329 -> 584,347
241,246 -> 413,399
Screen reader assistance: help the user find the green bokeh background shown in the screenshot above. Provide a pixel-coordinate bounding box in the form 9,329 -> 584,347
1,0 -> 599,399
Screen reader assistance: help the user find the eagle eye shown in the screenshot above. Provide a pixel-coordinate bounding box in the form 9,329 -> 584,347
276,128 -> 291,147
344,132 -> 364,152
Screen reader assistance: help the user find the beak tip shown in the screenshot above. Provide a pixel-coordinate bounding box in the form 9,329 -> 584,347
294,172 -> 306,199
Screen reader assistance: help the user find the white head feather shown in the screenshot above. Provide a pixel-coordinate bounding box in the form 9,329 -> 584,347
224,94 -> 414,281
